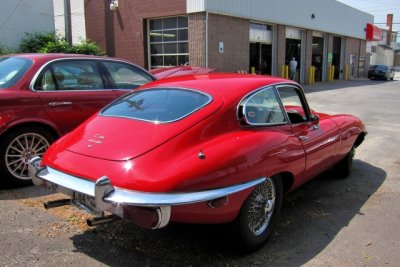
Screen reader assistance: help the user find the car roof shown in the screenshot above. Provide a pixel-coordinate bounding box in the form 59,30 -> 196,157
5,53 -> 137,66
139,73 -> 299,104
9,53 -> 105,60
372,64 -> 389,67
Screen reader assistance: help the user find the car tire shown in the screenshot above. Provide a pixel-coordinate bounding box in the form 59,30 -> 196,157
0,126 -> 54,187
334,145 -> 355,178
230,175 -> 283,252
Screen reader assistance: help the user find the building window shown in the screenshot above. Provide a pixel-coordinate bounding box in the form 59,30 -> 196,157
148,16 -> 189,69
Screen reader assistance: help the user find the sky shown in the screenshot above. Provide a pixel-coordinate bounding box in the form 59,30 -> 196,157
336,0 -> 400,33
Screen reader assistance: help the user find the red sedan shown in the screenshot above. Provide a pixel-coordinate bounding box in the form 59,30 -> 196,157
29,74 -> 366,251
0,54 -> 155,186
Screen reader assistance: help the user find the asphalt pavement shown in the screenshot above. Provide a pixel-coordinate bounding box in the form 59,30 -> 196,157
1,74 -> 399,266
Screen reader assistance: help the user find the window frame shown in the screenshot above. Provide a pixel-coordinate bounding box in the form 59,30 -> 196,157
148,16 -> 189,69
32,59 -> 110,92
275,84 -> 312,123
30,58 -> 156,92
238,86 -> 288,126
100,60 -> 156,90
237,84 -> 312,127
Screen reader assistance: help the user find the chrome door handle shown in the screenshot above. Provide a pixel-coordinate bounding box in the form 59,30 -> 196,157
299,136 -> 309,141
48,102 -> 72,107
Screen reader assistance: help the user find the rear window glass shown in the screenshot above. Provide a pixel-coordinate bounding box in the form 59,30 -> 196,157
0,57 -> 33,89
371,65 -> 388,71
100,88 -> 212,123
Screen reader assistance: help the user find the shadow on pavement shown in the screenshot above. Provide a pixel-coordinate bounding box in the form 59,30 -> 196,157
68,160 -> 385,266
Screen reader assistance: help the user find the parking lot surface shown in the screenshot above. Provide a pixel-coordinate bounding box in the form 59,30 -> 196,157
1,75 -> 399,266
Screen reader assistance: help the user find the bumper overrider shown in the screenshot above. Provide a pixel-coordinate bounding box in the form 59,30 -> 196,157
28,156 -> 265,229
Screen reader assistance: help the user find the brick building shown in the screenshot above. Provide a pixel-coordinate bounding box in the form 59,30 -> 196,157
84,0 -> 373,83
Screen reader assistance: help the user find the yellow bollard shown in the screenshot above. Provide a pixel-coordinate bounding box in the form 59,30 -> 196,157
281,65 -> 285,78
309,66 -> 315,84
251,67 -> 255,74
345,64 -> 348,80
328,65 -> 332,82
331,65 -> 335,82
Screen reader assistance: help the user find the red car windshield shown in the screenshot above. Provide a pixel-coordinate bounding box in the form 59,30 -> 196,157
100,88 -> 212,123
0,57 -> 33,89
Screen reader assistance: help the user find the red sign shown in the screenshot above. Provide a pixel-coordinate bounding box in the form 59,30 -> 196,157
366,23 -> 382,41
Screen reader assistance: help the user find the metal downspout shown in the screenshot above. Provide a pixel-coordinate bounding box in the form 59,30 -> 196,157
205,12 -> 209,68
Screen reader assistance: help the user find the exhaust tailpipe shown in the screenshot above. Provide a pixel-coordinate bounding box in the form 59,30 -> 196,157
44,199 -> 71,209
87,214 -> 121,226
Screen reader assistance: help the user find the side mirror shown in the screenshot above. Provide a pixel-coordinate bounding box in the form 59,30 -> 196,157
310,114 -> 319,124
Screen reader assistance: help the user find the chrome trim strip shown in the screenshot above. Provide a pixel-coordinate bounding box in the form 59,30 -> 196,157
29,157 -> 265,207
236,82 -> 311,126
240,85 -> 289,126
105,177 -> 265,206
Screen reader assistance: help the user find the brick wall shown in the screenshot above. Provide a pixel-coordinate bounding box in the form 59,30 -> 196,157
188,13 -> 206,67
276,25 -> 286,74
304,30 -> 313,83
207,14 -> 249,72
85,0 -> 186,68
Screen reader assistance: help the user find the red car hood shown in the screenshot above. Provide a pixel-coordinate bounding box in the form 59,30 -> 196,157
61,101 -> 222,161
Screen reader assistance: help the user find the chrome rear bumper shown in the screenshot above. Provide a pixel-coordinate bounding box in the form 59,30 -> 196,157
28,156 -> 265,229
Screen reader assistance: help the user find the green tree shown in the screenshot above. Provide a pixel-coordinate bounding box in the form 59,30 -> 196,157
19,32 -> 58,53
0,43 -> 14,55
19,32 -> 104,55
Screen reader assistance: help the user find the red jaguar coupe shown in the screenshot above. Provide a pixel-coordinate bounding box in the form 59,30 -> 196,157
29,74 -> 366,251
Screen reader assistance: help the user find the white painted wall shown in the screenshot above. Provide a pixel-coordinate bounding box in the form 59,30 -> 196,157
0,0 -> 55,50
187,0 -> 373,39
53,0 -> 86,44
53,0 -> 66,38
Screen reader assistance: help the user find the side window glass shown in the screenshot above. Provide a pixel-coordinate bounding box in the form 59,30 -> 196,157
102,61 -> 154,89
35,68 -> 55,91
241,87 -> 287,125
51,60 -> 105,90
277,86 -> 308,124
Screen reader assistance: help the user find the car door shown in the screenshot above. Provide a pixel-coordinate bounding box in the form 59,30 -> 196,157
33,59 -> 120,135
276,85 -> 341,180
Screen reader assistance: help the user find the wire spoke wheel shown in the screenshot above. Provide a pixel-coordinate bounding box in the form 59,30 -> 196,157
247,178 -> 276,235
5,133 -> 50,180
231,176 -> 282,252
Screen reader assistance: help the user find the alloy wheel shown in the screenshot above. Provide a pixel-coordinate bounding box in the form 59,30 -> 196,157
5,133 -> 50,180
